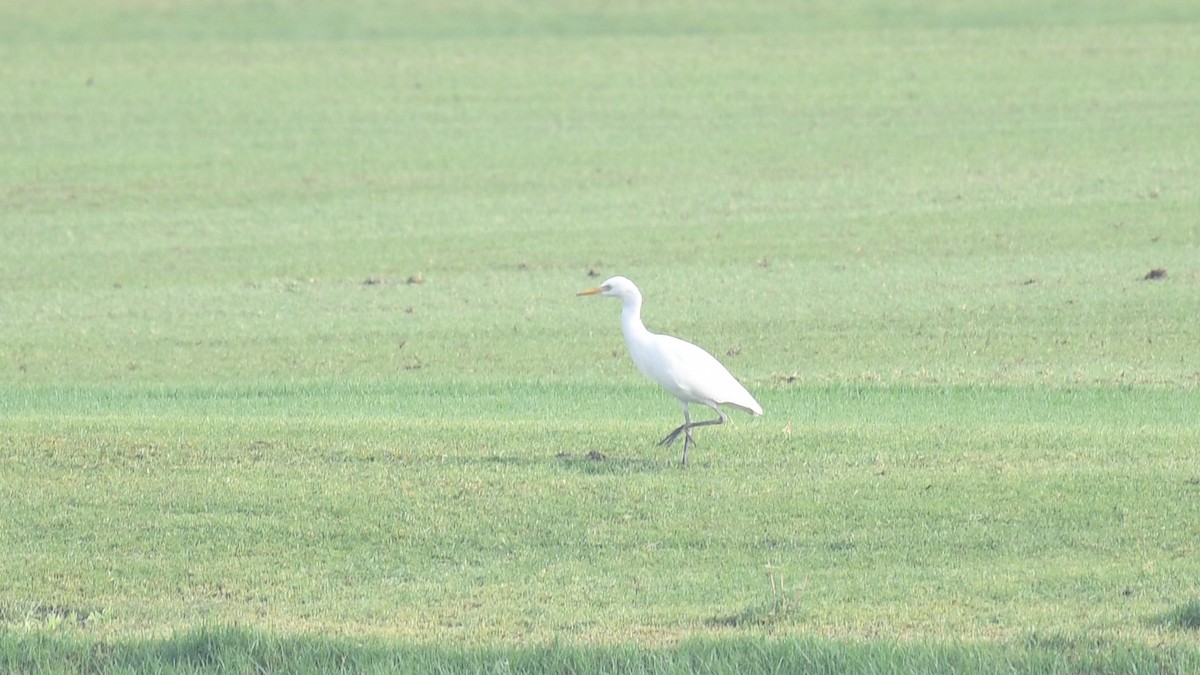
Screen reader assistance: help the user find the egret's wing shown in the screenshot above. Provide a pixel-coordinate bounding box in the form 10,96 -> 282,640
631,333 -> 762,415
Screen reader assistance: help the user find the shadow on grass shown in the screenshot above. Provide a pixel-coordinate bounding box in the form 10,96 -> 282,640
5,626 -> 1200,675
553,450 -> 669,475
707,603 -> 801,629
1149,599 -> 1200,631
395,450 -> 669,474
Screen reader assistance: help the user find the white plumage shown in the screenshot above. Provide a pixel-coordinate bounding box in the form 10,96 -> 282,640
578,276 -> 762,465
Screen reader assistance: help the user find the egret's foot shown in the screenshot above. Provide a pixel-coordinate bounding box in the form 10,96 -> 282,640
680,430 -> 696,466
658,424 -> 687,447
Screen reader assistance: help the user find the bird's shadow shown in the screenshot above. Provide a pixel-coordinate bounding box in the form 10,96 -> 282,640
1148,599 -> 1200,632
552,450 -> 674,475
426,450 -> 676,473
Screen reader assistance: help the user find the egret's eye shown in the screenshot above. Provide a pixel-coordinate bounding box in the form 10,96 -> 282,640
602,285 -> 612,291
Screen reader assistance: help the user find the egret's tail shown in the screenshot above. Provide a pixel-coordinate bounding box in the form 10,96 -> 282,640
726,397 -> 763,417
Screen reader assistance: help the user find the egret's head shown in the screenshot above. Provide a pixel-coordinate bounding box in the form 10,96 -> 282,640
577,275 -> 637,299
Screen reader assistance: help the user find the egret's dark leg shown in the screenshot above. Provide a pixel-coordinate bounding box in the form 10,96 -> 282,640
658,403 -> 728,466
658,401 -> 691,448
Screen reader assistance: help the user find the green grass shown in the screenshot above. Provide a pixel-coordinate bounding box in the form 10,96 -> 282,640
6,628 -> 1200,675
2,0 -> 1200,672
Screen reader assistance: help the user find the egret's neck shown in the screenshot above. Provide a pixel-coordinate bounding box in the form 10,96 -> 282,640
619,289 -> 649,343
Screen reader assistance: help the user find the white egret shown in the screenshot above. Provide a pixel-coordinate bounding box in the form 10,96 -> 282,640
578,276 -> 762,465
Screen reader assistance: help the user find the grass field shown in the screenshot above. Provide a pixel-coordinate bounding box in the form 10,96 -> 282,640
3,0 -> 1200,672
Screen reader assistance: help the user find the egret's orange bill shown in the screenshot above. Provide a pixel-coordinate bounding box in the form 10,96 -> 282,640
576,286 -> 604,296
